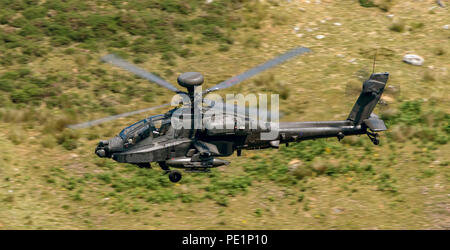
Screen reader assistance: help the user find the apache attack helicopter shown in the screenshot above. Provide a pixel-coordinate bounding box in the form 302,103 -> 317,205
68,47 -> 389,183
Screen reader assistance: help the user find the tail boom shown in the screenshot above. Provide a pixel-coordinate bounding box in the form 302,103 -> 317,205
256,72 -> 390,147
278,120 -> 365,142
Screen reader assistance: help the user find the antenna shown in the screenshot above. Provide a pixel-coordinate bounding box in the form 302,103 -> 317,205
372,49 -> 378,74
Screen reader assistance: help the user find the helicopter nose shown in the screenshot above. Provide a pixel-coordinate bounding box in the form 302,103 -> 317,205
95,136 -> 124,158
96,148 -> 106,157
95,140 -> 109,158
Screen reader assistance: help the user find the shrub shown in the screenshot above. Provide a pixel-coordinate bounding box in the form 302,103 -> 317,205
10,17 -> 28,28
434,48 -> 446,56
376,0 -> 395,12
376,172 -> 397,193
56,129 -> 79,150
415,127 -> 438,143
103,82 -> 119,94
51,36 -> 71,46
387,124 -> 412,142
44,0 -> 70,12
292,166 -> 313,180
359,0 -> 395,11
205,175 -> 252,197
117,13 -> 150,36
44,23 -> 72,37
271,12 -> 288,26
64,48 -> 76,55
146,190 -> 177,203
179,193 -> 196,203
359,0 -> 376,8
422,71 -> 435,82
177,48 -> 191,58
41,135 -> 57,148
218,44 -> 230,52
0,10 -> 14,24
130,37 -> 153,53
312,159 -> 329,174
383,101 -> 424,127
143,93 -> 154,102
69,28 -> 95,42
160,0 -> 191,15
3,195 -> 14,203
215,196 -> 228,207
10,84 -> 45,104
154,38 -> 177,54
97,173 -> 112,184
0,55 -> 14,66
8,128 -> 25,144
389,21 -> 405,32
10,89 -> 31,103
19,23 -> 42,36
200,24 -> 226,42
23,6 -> 47,20
275,83 -> 290,100
410,22 -> 424,30
245,37 -> 261,48
0,94 -> 9,106
108,35 -> 129,48
398,101 -> 422,125
0,79 -> 14,92
173,18 -> 191,32
17,68 -> 31,77
421,169 -> 436,178
22,44 -> 47,57
281,140 -> 328,161
435,133 -> 448,145
86,14 -> 118,37
254,208 -> 262,217
73,190 -> 83,201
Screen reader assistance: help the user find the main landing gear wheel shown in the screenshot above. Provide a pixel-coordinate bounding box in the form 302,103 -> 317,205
168,170 -> 182,183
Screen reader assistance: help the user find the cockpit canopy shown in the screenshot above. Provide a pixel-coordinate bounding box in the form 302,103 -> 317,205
119,114 -> 170,144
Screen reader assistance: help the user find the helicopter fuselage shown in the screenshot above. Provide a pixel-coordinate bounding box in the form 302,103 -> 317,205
96,109 -> 378,169
94,72 -> 389,182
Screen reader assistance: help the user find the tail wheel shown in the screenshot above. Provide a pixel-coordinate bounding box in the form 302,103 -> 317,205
168,170 -> 182,183
373,137 -> 380,145
367,131 -> 380,145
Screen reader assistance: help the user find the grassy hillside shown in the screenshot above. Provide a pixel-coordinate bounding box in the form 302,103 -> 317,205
0,0 -> 449,229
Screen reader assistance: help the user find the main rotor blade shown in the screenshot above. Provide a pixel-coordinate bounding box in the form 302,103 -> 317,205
101,54 -> 180,93
206,47 -> 311,92
67,104 -> 170,129
68,99 -> 283,130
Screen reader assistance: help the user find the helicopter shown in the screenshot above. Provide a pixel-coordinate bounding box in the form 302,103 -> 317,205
68,47 -> 389,183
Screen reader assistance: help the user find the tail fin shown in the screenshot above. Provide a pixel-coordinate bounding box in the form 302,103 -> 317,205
347,72 -> 389,125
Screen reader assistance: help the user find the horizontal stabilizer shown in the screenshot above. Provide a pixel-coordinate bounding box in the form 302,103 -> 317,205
363,113 -> 387,132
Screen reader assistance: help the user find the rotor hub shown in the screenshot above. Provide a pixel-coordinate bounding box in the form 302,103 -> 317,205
177,72 -> 204,89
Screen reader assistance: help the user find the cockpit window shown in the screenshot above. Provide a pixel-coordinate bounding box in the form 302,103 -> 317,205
152,119 -> 162,130
119,114 -> 167,140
